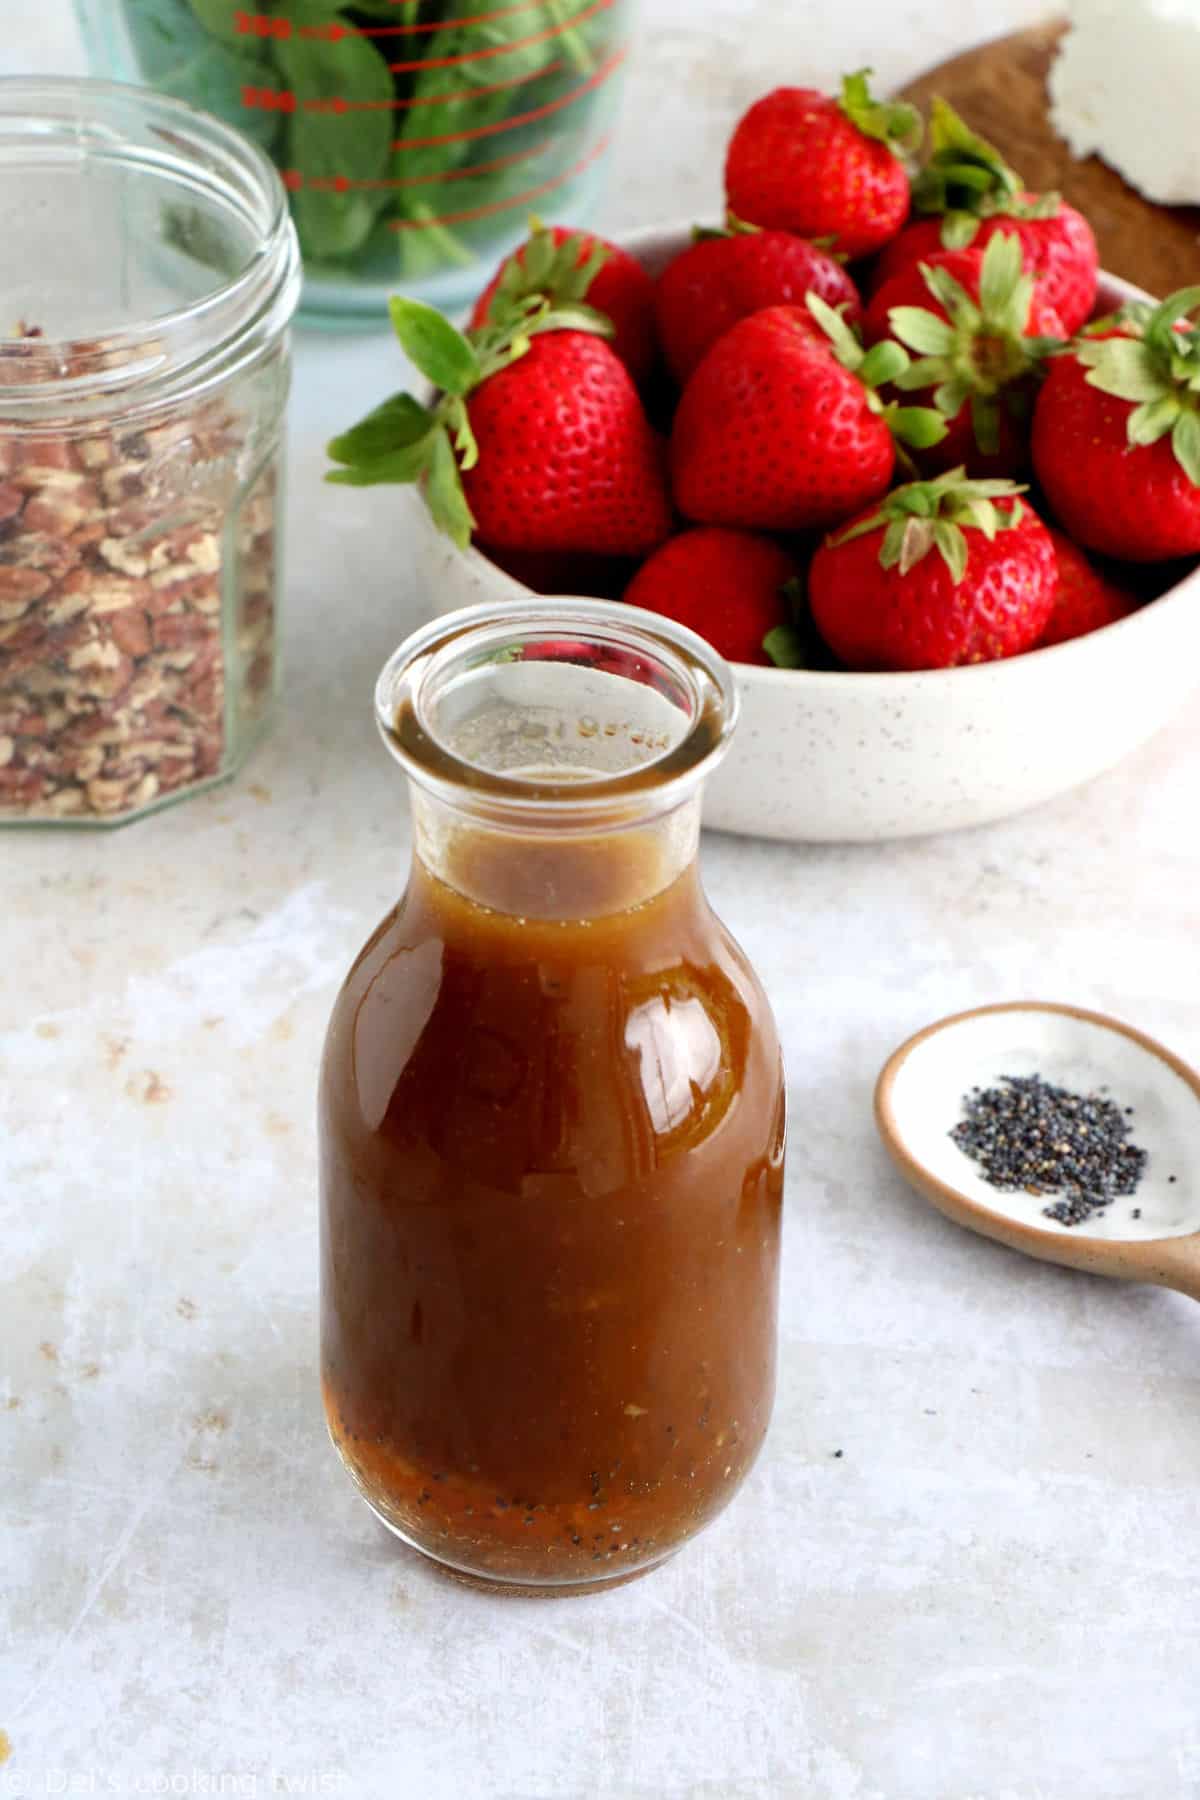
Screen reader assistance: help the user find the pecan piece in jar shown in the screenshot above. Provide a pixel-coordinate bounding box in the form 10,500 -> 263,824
0,389 -> 280,825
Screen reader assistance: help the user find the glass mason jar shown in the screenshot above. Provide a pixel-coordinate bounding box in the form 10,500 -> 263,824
0,78 -> 300,826
75,0 -> 635,323
319,600 -> 787,1593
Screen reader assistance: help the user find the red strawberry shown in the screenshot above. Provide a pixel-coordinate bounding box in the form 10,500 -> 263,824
1039,529 -> 1137,647
460,333 -> 671,553
872,100 -> 1098,335
725,71 -> 921,259
669,300 -> 946,533
809,470 -> 1057,670
866,233 -> 1064,476
654,225 -> 861,386
326,296 -> 672,557
1032,291 -> 1200,562
623,527 -> 798,664
470,223 -> 656,388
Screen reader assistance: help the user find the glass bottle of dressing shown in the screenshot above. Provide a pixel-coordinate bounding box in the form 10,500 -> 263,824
319,600 -> 786,1593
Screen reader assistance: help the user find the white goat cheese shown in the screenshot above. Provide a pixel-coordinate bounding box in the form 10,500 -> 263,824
1048,0 -> 1200,205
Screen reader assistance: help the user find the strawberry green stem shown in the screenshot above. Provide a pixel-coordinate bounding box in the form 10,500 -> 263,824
830,467 -> 1027,581
1077,286 -> 1200,485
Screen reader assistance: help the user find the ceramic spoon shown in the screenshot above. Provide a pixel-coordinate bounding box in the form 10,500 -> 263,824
875,1001 -> 1200,1300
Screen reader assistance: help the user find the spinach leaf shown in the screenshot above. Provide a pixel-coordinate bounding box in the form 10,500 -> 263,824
273,22 -> 395,261
122,0 -> 261,79
121,0 -> 280,150
162,44 -> 284,150
389,1 -> 628,274
392,5 -> 560,189
184,0 -> 248,47
346,0 -> 430,14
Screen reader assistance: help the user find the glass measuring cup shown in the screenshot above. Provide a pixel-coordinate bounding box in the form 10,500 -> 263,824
75,0 -> 635,323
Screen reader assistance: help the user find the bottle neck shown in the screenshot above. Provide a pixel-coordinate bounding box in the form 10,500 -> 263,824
409,787 -> 703,921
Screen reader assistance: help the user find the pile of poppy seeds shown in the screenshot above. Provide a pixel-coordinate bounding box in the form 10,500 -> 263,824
951,1073 -> 1149,1227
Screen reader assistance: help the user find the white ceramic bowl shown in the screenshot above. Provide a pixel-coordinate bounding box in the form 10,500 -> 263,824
409,222 -> 1200,842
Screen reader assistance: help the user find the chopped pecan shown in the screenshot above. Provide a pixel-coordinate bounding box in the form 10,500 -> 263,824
0,565 -> 52,617
0,392 -> 278,821
98,535 -> 150,578
43,785 -> 88,817
0,530 -> 80,580
0,766 -> 46,806
107,609 -> 152,658
23,483 -> 101,537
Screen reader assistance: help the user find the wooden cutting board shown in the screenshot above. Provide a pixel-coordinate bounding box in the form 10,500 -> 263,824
897,23 -> 1199,297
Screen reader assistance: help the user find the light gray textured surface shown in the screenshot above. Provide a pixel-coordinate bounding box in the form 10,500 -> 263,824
8,6 -> 1200,1800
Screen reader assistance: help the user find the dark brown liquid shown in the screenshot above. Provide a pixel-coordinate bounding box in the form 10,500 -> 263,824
319,837 -> 785,1589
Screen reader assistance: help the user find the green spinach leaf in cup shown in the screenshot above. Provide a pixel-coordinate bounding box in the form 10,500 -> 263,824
390,5 -> 571,275
121,0 -> 280,150
274,20 -> 395,262
184,0 -> 249,48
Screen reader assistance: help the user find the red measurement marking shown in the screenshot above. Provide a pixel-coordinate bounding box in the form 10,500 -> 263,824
235,10 -> 292,39
302,137 -> 563,193
388,131 -> 611,230
386,0 -> 615,73
241,84 -> 297,114
299,0 -> 547,39
385,138 -> 562,188
391,43 -> 625,151
302,59 -> 560,114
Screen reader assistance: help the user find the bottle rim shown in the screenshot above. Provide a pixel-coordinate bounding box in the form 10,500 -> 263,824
377,597 -> 740,826
0,77 -> 300,422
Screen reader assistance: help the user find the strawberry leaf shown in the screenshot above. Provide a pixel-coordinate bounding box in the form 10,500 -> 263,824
933,374 -> 973,418
423,424 -> 476,549
978,232 -> 1024,318
524,300 -> 614,340
1081,303 -> 1153,338
890,234 -> 1062,424
897,516 -> 936,574
859,340 -> 909,389
959,495 -> 999,537
762,624 -> 809,669
877,516 -> 913,568
913,98 -> 1023,219
921,263 -> 980,326
1144,285 -> 1200,359
1079,291 -> 1200,487
893,356 -> 944,391
889,307 -> 956,357
889,406 -> 950,449
1128,395 -> 1181,447
969,392 -> 1001,457
690,211 -> 765,242
838,69 -> 923,158
522,224 -> 558,290
829,468 -> 1026,583
443,395 -> 479,471
1173,409 -> 1200,485
1080,337 -> 1171,404
487,224 -> 610,326
327,392 -> 434,465
806,292 -> 863,368
389,298 -> 480,397
940,212 -> 982,250
325,436 -> 436,486
931,520 -> 968,582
